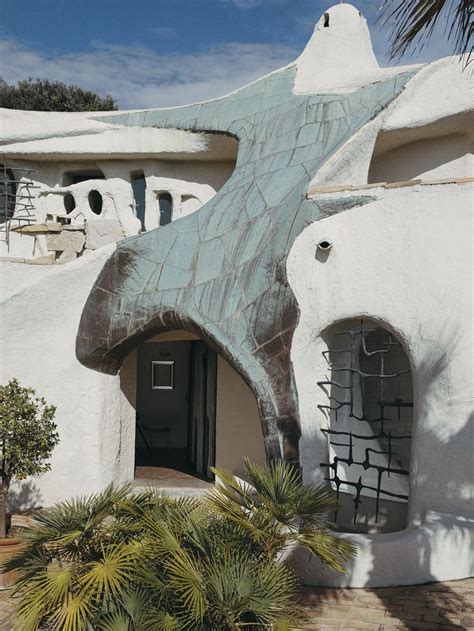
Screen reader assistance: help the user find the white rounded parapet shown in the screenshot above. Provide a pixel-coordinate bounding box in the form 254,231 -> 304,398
288,511 -> 474,587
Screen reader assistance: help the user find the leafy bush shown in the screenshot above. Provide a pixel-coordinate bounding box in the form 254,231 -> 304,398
0,78 -> 117,112
6,459 -> 356,630
0,379 -> 59,537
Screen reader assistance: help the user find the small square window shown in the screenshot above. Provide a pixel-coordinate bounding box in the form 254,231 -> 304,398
151,361 -> 174,390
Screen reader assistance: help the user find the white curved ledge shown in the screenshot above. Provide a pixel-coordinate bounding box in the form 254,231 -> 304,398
288,510 -> 474,588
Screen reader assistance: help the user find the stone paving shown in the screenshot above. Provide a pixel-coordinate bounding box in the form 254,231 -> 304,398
0,578 -> 471,630
298,579 -> 474,630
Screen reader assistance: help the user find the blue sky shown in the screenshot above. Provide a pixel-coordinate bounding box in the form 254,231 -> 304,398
0,0 -> 453,109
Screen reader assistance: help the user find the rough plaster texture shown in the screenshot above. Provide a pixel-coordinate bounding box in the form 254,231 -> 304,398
287,183 -> 473,586
289,510 -> 474,588
46,230 -> 85,253
85,220 -> 124,250
0,247 -> 123,508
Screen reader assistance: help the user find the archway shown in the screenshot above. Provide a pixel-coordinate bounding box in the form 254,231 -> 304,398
120,330 -> 266,489
319,318 -> 414,533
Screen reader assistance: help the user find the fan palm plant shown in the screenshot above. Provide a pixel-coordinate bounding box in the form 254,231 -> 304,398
4,460 -> 356,631
208,459 -> 356,573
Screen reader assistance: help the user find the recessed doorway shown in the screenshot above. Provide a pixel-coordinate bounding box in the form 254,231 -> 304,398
135,340 -> 217,480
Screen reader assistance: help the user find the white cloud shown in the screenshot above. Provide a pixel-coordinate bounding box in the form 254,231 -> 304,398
0,38 -> 297,109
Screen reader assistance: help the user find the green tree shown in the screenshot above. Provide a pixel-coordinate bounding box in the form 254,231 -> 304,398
0,379 -> 59,538
0,78 -> 117,112
381,0 -> 472,61
6,460 -> 356,630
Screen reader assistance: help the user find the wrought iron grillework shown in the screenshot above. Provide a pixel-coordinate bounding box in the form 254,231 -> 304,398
318,320 -> 413,526
1,164 -> 38,247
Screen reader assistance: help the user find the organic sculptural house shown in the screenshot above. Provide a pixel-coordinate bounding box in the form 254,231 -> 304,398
0,3 -> 472,588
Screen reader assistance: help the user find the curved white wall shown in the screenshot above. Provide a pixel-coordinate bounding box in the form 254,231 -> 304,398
287,182 -> 473,586
0,246 -> 126,509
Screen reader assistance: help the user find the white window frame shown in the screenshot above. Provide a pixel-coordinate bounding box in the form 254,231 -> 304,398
151,360 -> 174,390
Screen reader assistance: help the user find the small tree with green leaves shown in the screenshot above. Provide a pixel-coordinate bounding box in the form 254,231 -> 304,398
0,379 -> 59,538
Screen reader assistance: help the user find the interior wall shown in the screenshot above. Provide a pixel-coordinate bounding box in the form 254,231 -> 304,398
215,355 -> 266,476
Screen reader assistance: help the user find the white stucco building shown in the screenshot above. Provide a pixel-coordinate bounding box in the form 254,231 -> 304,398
0,3 -> 472,588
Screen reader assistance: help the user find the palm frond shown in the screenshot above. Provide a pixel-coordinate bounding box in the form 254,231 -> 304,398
165,547 -> 207,624
381,0 -> 473,62
8,464 -> 354,629
79,544 -> 138,601
96,609 -> 131,631
210,465 -> 256,510
50,591 -> 93,631
203,549 -> 304,629
244,458 -> 338,525
297,531 -> 357,574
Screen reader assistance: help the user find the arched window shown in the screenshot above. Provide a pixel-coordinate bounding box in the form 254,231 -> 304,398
131,171 -> 146,231
158,193 -> 173,226
64,192 -> 76,214
88,190 -> 103,215
319,319 -> 413,533
0,165 -> 16,223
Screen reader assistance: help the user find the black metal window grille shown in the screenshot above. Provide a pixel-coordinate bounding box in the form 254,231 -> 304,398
1,164 -> 38,246
318,320 -> 413,529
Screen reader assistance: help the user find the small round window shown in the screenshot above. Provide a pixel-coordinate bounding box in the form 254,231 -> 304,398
64,192 -> 76,214
88,190 -> 103,215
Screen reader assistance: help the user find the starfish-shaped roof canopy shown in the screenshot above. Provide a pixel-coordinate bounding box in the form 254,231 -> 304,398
76,4 -> 418,462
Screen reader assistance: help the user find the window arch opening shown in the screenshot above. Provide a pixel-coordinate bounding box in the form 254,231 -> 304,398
64,192 -> 76,214
158,192 -> 173,226
319,319 -> 413,533
88,189 -> 103,215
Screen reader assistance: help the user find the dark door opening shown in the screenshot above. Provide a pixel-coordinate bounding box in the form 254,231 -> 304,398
135,340 -> 217,480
